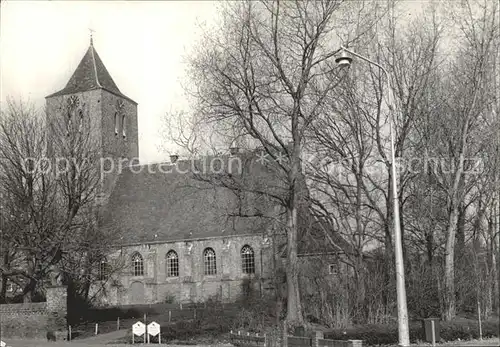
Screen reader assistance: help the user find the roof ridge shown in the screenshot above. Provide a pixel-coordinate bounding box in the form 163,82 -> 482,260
90,44 -> 102,88
45,42 -> 137,105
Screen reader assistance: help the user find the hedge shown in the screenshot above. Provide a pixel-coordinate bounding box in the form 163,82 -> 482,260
325,318 -> 499,346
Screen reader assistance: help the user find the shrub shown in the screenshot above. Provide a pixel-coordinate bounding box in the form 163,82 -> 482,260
324,318 -> 499,346
232,295 -> 278,333
439,318 -> 499,341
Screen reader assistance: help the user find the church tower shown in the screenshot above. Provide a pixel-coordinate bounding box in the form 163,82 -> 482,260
45,36 -> 138,197
46,36 -> 139,160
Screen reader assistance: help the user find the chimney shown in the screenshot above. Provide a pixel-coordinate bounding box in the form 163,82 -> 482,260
230,146 -> 239,155
170,154 -> 179,163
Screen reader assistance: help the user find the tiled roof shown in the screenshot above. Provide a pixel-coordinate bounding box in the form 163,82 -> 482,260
46,42 -> 136,104
277,212 -> 355,256
298,217 -> 355,255
101,155 -> 283,245
101,152 -> 353,253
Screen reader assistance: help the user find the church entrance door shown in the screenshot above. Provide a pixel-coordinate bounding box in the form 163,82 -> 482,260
130,281 -> 145,304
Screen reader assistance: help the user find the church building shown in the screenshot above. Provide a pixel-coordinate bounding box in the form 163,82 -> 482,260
45,38 -> 349,306
45,38 -> 283,305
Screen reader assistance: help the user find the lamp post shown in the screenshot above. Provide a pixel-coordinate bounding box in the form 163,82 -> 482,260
336,46 -> 410,346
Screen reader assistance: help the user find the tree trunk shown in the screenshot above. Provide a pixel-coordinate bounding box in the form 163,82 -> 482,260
456,204 -> 466,255
443,205 -> 459,321
22,278 -> 37,303
0,273 -> 7,303
455,203 -> 466,309
285,204 -> 303,326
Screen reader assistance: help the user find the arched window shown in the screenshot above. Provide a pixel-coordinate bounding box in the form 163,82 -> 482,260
166,250 -> 179,277
114,112 -> 119,135
241,245 -> 255,274
122,114 -> 126,138
203,248 -> 217,275
78,109 -> 84,132
132,253 -> 144,276
66,111 -> 72,136
99,258 -> 108,281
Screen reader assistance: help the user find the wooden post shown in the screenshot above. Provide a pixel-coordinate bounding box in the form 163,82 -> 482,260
314,331 -> 324,347
95,323 -> 98,335
69,325 -> 72,341
264,333 -> 267,347
282,320 -> 288,347
169,310 -> 172,322
477,301 -> 483,340
132,330 -> 134,344
117,317 -> 120,331
431,320 -> 436,347
180,302 -> 183,310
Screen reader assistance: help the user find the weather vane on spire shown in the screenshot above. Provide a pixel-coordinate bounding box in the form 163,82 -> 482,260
89,28 -> 95,45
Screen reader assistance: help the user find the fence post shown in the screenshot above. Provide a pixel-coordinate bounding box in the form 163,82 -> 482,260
169,310 -> 172,322
314,331 -> 323,347
431,320 -> 435,346
95,323 -> 98,335
282,320 -> 288,347
117,317 -> 120,331
68,325 -> 72,341
477,301 -> 483,341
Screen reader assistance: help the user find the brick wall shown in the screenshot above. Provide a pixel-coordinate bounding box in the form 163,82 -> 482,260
0,302 -> 48,339
92,234 -> 274,305
0,286 -> 68,340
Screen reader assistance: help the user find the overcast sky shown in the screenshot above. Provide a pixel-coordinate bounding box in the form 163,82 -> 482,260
1,1 -> 434,164
1,1 -> 218,163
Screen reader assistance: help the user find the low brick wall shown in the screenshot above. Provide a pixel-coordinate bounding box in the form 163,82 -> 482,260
318,339 -> 363,347
0,285 -> 68,341
0,302 -> 48,339
230,331 -> 363,347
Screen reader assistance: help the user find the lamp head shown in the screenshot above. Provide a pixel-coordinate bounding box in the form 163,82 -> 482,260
335,49 -> 352,67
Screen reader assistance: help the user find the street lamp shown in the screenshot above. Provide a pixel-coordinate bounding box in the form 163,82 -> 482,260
336,46 -> 410,347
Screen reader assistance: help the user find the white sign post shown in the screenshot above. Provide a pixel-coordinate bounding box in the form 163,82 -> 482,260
132,321 -> 146,344
147,321 -> 161,344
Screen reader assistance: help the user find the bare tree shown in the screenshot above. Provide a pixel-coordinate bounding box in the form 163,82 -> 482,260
0,98 -> 116,303
420,0 -> 499,320
164,0 -> 384,325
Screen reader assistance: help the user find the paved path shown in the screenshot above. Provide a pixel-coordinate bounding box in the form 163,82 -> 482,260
1,329 -> 128,347
2,337 -> 497,347
71,329 -> 127,344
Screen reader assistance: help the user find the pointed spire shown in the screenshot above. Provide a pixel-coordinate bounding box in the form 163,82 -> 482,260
89,28 -> 95,46
45,34 -> 137,105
